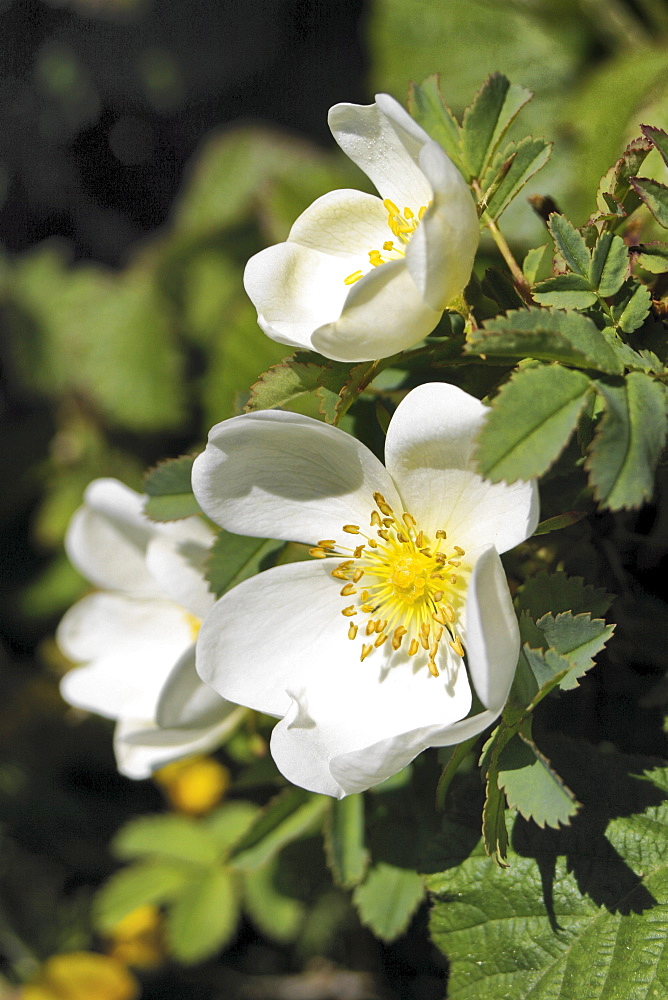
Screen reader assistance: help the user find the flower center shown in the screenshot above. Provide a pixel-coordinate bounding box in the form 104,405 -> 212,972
343,199 -> 429,286
183,611 -> 202,642
309,492 -> 468,678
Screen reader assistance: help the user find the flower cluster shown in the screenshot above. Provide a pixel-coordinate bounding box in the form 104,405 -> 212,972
57,95 -> 537,797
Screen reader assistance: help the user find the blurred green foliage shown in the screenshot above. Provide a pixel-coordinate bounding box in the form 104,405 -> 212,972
2,0 -> 668,997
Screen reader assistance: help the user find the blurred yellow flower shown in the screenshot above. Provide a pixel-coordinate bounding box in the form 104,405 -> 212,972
154,755 -> 230,815
106,905 -> 165,970
21,953 -> 138,1000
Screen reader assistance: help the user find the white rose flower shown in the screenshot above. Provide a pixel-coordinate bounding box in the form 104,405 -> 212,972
244,94 -> 479,363
192,383 -> 538,798
57,478 -> 243,779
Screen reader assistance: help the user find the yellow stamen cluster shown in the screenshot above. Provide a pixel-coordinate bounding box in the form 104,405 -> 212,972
310,492 -> 467,677
344,199 -> 429,285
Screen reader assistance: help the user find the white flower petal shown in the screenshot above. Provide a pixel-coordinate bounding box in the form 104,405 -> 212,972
311,260 -> 442,363
270,641 -> 472,797
65,479 -> 158,595
288,188 -> 391,258
196,560 -> 351,718
407,141 -> 479,310
113,708 -> 245,780
385,382 -> 539,551
58,593 -> 195,719
145,519 -> 215,619
463,546 -> 520,710
156,646 -> 232,730
192,409 -> 400,544
328,95 -> 433,210
244,241 -> 353,350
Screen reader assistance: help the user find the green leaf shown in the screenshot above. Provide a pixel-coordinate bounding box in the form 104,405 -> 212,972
548,214 -> 591,278
482,135 -> 552,221
519,645 -> 572,704
614,281 -> 652,334
530,611 -> 614,690
641,124 -> 668,168
143,456 -> 201,521
481,772 -> 509,866
468,308 -> 623,374
522,243 -> 552,285
230,788 -> 330,871
595,136 -> 653,226
588,374 -> 667,509
93,860 -> 192,932
533,511 -> 587,535
497,734 -> 580,829
475,364 -> 592,482
461,73 -> 532,180
516,570 -> 613,620
589,232 -> 629,297
243,855 -> 306,944
245,352 -> 327,412
166,866 -> 239,964
407,74 -> 463,173
633,242 -> 668,273
324,795 -> 370,889
205,531 -> 285,600
352,863 -> 425,942
112,814 -> 220,866
435,736 -> 480,810
204,801 -> 261,855
427,751 -> 668,1000
532,273 -> 598,310
245,351 -> 372,425
631,176 -> 668,228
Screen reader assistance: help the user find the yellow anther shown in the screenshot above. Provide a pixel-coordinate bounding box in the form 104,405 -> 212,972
360,591 -> 370,603
354,545 -> 365,559
374,633 -> 388,647
418,205 -> 427,219
420,622 -> 431,636
420,634 -> 430,650
370,510 -> 382,526
391,627 -> 406,650
383,199 -> 400,215
428,659 -> 440,677
454,546 -> 466,556
331,569 -> 347,580
344,270 -> 363,285
360,644 -> 373,661
433,625 -> 444,642
450,635 -> 465,657
408,639 -> 419,656
396,532 -> 409,544
343,524 -> 360,534
383,240 -> 394,251
420,547 -> 432,557
433,608 -> 447,626
404,207 -> 414,219
448,559 -> 461,568
415,531 -> 424,548
435,553 -> 447,564
348,623 -> 358,640
376,619 -> 388,634
382,518 -> 395,528
444,603 -> 456,623
368,538 -> 378,548
377,528 -> 390,542
436,529 -> 447,539
430,642 -> 439,659
403,512 -> 416,528
373,492 -> 395,516
450,575 -> 458,585
366,620 -> 376,636
340,583 -> 357,596
309,547 -> 328,558
361,603 -> 375,613
342,606 -> 357,618
317,539 -> 336,549
432,591 -> 444,603
352,568 -> 364,583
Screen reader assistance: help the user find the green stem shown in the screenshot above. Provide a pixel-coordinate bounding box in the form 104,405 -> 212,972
474,183 -> 534,305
